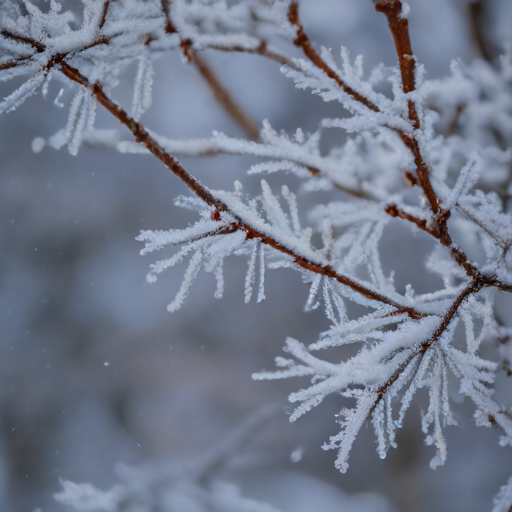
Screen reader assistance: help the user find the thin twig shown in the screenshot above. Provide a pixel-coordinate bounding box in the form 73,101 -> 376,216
211,41 -> 294,68
374,0 -> 419,128
192,53 -> 260,140
370,278 -> 485,414
444,104 -> 465,137
457,203 -> 510,250
161,0 -> 175,34
384,203 -> 450,242
374,1 -> 463,259
0,13 -> 481,284
288,3 -> 380,113
1,29 -> 45,53
0,55 -> 34,71
385,203 -> 484,279
287,2 -> 448,239
468,1 -> 495,64
98,0 -> 111,31
385,204 -> 429,233
160,1 -> 259,139
55,58 -> 418,317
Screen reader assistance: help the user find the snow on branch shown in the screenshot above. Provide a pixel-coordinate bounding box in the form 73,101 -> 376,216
1,0 -> 512,508
54,404 -> 285,512
494,475 -> 512,512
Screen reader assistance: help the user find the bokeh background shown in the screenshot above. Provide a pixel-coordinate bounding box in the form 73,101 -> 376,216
1,0 -> 512,511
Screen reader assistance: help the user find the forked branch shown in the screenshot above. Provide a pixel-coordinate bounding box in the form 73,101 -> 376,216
371,277 -> 486,415
160,0 -> 259,139
54,59 -> 418,317
287,3 -> 445,231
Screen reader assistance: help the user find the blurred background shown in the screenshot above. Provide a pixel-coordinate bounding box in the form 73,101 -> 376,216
1,0 -> 512,511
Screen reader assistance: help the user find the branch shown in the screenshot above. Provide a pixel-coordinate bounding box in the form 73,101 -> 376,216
161,0 -> 175,35
213,41 -> 294,68
98,0 -> 111,31
374,0 -> 419,128
192,53 -> 260,140
0,55 -> 34,71
385,203 -> 487,280
117,131 -> 370,197
286,3 -> 447,238
370,278 -> 485,415
468,1 -> 496,64
285,3 -> 454,232
286,2 -> 445,228
385,204 -> 429,233
374,2 -> 458,249
373,1 -> 445,221
55,59 -> 419,317
457,203 -> 511,251
160,0 -> 260,139
6,14 -> 508,325
287,3 -> 380,113
1,29 -> 45,53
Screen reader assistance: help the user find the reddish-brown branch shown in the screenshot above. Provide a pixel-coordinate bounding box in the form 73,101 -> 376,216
0,55 -> 33,71
1,29 -> 45,53
385,203 -> 486,279
404,171 -> 418,186
149,143 -> 365,197
385,203 -> 450,242
200,41 -> 293,68
5,8 -> 511,463
6,26 -> 512,438
161,0 -> 175,34
398,133 -> 441,217
2,29 -> 109,62
98,0 -> 111,31
374,0 -> 419,129
373,0 -> 457,253
288,3 -> 380,113
286,2 -> 446,233
3,28 -> 487,309
0,20 -> 484,291
5,24 -> 505,315
55,58 -> 420,317
385,204 -> 429,232
370,278 -> 486,414
286,2 -> 445,230
192,53 -> 260,140
0,30 -> 46,71
222,41 -> 292,67
159,2 -> 259,139
449,246 -> 482,278
373,2 -> 458,251
244,226 -> 419,314
374,1 -> 414,93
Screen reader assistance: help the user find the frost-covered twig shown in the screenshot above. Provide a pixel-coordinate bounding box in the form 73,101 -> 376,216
45,56 -> 416,314
54,403 -> 285,512
2,0 -> 512,508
